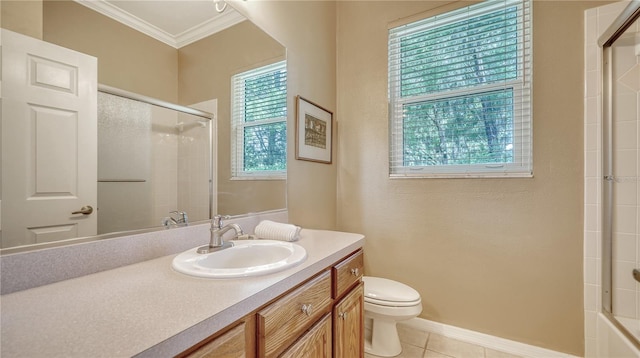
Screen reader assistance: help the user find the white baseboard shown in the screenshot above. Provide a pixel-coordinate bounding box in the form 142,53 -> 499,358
399,317 -> 581,358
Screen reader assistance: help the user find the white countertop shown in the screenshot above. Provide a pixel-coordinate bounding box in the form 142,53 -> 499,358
0,229 -> 364,357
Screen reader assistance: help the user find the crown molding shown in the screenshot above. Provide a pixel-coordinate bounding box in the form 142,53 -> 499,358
74,0 -> 245,49
75,0 -> 176,47
175,11 -> 246,48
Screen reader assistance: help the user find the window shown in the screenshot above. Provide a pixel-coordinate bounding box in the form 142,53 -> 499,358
388,0 -> 532,178
231,61 -> 287,179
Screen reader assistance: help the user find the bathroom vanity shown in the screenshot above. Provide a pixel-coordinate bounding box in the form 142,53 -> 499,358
0,229 -> 364,357
181,249 -> 364,357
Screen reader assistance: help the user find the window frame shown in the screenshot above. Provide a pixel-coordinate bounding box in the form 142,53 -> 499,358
388,0 -> 532,178
231,60 -> 287,180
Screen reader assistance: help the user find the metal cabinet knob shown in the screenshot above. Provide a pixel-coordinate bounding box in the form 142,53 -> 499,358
338,312 -> 348,320
72,206 -> 93,215
301,304 -> 313,316
350,268 -> 360,276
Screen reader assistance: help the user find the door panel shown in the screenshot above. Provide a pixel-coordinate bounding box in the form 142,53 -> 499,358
29,54 -> 79,94
28,224 -> 78,244
32,105 -> 78,196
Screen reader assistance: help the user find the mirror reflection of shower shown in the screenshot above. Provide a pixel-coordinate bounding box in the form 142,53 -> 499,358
603,8 -> 640,345
97,88 -> 212,234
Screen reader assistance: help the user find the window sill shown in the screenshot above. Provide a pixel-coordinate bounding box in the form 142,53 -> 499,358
231,176 -> 286,181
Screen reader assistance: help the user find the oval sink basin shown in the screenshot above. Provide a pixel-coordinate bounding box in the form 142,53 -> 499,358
172,240 -> 307,278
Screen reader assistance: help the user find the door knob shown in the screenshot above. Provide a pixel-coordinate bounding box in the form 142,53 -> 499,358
72,206 -> 93,215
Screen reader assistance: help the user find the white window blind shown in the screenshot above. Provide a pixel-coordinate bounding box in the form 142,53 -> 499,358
231,60 -> 287,179
388,0 -> 532,178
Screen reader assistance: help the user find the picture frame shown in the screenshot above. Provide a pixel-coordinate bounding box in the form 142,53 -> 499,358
295,96 -> 333,164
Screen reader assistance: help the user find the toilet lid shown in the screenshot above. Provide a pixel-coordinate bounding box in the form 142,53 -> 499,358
363,276 -> 421,306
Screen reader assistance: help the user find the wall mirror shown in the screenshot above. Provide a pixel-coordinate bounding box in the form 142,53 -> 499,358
0,0 -> 287,252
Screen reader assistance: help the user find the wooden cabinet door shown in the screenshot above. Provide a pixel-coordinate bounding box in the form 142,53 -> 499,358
184,322 -> 246,358
280,313 -> 332,358
333,282 -> 364,358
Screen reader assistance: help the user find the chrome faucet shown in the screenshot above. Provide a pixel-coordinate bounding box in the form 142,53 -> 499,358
197,215 -> 244,254
162,211 -> 189,229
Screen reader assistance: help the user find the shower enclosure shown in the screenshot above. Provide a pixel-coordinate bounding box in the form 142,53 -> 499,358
601,0 -> 640,348
97,86 -> 213,235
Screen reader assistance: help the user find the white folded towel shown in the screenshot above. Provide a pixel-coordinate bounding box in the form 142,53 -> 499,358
254,220 -> 301,242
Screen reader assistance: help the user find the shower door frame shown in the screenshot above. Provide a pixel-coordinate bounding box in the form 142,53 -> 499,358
600,0 -> 640,349
98,84 -> 216,221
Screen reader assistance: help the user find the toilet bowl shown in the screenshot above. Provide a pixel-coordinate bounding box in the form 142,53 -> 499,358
363,276 -> 422,357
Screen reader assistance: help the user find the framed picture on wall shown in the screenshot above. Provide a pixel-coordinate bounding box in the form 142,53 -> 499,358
295,96 -> 333,164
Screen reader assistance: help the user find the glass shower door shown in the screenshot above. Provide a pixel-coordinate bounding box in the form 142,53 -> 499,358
606,13 -> 640,341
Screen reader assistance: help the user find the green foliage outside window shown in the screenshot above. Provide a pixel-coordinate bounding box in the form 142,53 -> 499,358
238,65 -> 287,173
403,89 -> 514,166
396,3 -> 521,168
243,122 -> 287,171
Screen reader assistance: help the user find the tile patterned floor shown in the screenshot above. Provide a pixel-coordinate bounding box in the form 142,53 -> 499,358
364,323 -> 524,358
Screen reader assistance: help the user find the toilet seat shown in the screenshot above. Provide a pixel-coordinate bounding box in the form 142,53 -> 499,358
366,296 -> 422,307
363,276 -> 421,307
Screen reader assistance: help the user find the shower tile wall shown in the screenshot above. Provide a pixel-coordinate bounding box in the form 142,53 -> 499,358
151,105 -> 179,225
151,104 -> 210,224
584,3 -> 629,356
177,111 -> 210,221
178,99 -> 216,221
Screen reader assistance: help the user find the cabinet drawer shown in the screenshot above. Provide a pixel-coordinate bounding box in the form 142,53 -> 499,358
257,270 -> 332,358
332,250 -> 363,299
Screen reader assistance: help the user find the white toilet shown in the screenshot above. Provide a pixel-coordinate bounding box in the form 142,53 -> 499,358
363,276 -> 423,357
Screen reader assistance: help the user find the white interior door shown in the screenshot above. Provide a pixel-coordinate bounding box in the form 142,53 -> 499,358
1,29 -> 97,248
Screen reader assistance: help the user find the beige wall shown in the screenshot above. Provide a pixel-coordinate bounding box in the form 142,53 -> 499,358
178,21 -> 286,215
1,0 -> 43,40
42,0 -> 178,102
336,1 -> 613,355
230,0 -> 337,229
